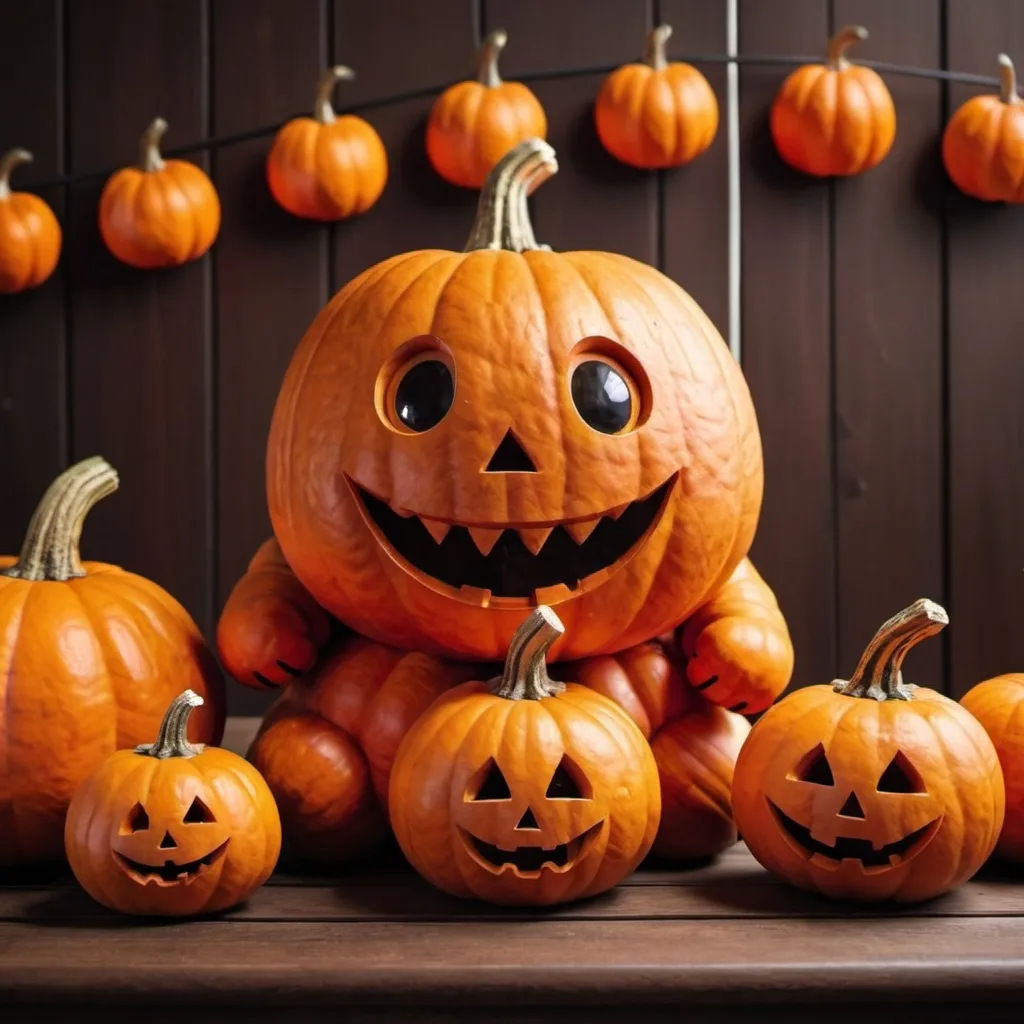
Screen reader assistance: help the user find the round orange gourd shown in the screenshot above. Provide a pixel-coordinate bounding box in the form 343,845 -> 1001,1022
267,138 -> 762,663
426,29 -> 547,189
0,457 -> 225,866
734,600 -> 1004,903
961,674 -> 1024,862
390,607 -> 660,905
943,54 -> 1024,203
266,66 -> 387,221
570,640 -> 749,860
771,25 -> 896,177
99,117 -> 220,268
0,148 -> 61,293
595,25 -> 718,170
66,690 -> 280,916
247,634 -> 476,865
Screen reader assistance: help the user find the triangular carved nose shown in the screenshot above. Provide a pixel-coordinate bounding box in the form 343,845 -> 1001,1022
516,807 -> 541,830
485,430 -> 537,473
159,831 -> 178,849
838,793 -> 865,819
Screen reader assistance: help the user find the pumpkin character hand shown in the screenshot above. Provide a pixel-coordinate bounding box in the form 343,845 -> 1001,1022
678,558 -> 793,715
217,538 -> 333,689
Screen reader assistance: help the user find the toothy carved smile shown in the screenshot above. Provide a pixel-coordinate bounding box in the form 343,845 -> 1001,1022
461,821 -> 603,876
113,840 -> 229,886
352,476 -> 675,604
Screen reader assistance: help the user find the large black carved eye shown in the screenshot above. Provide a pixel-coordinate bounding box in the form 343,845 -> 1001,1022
394,359 -> 454,432
571,359 -> 634,434
794,743 -> 835,786
183,796 -> 217,824
469,760 -> 512,801
877,752 -> 925,794
545,755 -> 592,799
122,802 -> 149,834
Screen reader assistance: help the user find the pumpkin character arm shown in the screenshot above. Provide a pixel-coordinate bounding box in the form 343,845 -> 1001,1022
217,538 -> 333,689
678,558 -> 793,715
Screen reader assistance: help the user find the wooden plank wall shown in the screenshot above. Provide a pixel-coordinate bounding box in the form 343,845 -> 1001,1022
0,0 -> 1021,714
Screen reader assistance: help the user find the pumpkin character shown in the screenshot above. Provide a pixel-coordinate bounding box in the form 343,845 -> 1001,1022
219,138 -> 791,864
962,674 -> 1024,862
0,457 -> 225,866
0,147 -> 61,293
595,25 -> 718,170
66,690 -> 280,916
943,54 -> 1024,204
99,117 -> 220,269
390,607 -> 660,905
771,25 -> 896,178
266,66 -> 387,221
733,600 -> 1005,903
426,29 -> 547,189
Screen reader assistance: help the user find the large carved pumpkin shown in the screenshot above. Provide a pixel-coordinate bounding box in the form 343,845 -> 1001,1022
267,138 -> 762,662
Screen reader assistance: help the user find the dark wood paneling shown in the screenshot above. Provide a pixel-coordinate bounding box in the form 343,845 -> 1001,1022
947,0 -> 1024,696
0,0 -> 66,554
739,0 -> 835,690
831,0 -> 945,687
66,0 -> 214,635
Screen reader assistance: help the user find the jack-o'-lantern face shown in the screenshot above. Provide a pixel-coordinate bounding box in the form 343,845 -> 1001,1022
267,140 -> 762,662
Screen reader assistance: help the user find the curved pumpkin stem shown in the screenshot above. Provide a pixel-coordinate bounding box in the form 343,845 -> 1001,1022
463,137 -> 557,252
999,54 -> 1020,105
492,606 -> 566,701
140,117 -> 168,172
476,28 -> 507,88
0,148 -> 32,201
2,456 -> 119,582
136,690 -> 206,759
833,599 -> 948,702
314,65 -> 355,124
827,24 -> 868,70
644,24 -> 673,72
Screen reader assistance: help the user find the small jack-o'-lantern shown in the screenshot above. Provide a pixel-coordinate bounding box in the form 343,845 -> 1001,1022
389,606 -> 660,905
268,137 -> 762,663
65,690 -> 281,916
734,600 -> 1005,903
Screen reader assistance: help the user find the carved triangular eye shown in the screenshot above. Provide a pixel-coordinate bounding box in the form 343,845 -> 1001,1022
545,755 -> 591,799
122,802 -> 149,834
469,760 -> 512,801
877,751 -> 925,794
793,743 -> 835,786
183,796 -> 216,824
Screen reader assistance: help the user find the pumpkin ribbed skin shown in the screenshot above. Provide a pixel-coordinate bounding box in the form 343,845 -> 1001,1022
0,149 -> 61,293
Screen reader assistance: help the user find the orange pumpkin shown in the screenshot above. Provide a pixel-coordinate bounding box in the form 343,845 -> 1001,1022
426,29 -> 547,189
570,639 -> 749,860
0,148 -> 61,293
0,457 -> 225,866
389,606 -> 660,905
267,138 -> 763,663
66,690 -> 280,916
961,674 -> 1024,862
99,117 -> 220,268
595,25 -> 718,170
266,66 -> 387,221
247,634 -> 476,865
771,25 -> 896,177
733,600 -> 1004,903
943,54 -> 1024,203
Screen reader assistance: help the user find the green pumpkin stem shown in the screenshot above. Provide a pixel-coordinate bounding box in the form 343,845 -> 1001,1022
0,148 -> 33,201
827,24 -> 868,70
314,65 -> 355,124
999,54 -> 1020,105
492,606 -> 566,701
136,690 -> 206,759
140,117 -> 168,172
475,28 -> 507,88
463,138 -> 557,253
644,24 -> 673,72
2,456 -> 119,582
833,599 -> 948,702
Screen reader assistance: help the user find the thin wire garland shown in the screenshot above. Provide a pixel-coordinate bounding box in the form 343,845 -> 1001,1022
18,52 -> 1001,192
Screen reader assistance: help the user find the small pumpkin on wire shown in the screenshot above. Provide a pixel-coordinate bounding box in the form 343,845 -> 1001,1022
266,66 -> 388,221
595,24 -> 718,170
66,690 -> 281,916
771,25 -> 896,177
426,29 -> 547,189
0,148 -> 61,293
99,117 -> 220,269
943,54 -> 1024,203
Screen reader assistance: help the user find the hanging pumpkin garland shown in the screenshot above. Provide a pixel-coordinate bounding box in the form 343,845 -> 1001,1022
943,53 -> 1024,203
771,25 -> 896,177
99,117 -> 221,269
266,65 -> 388,221
595,24 -> 719,170
426,29 -> 547,189
0,148 -> 61,293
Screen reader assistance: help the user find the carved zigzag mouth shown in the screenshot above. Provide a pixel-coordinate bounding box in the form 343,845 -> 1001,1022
350,476 -> 675,605
113,840 -> 229,887
460,821 -> 603,877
